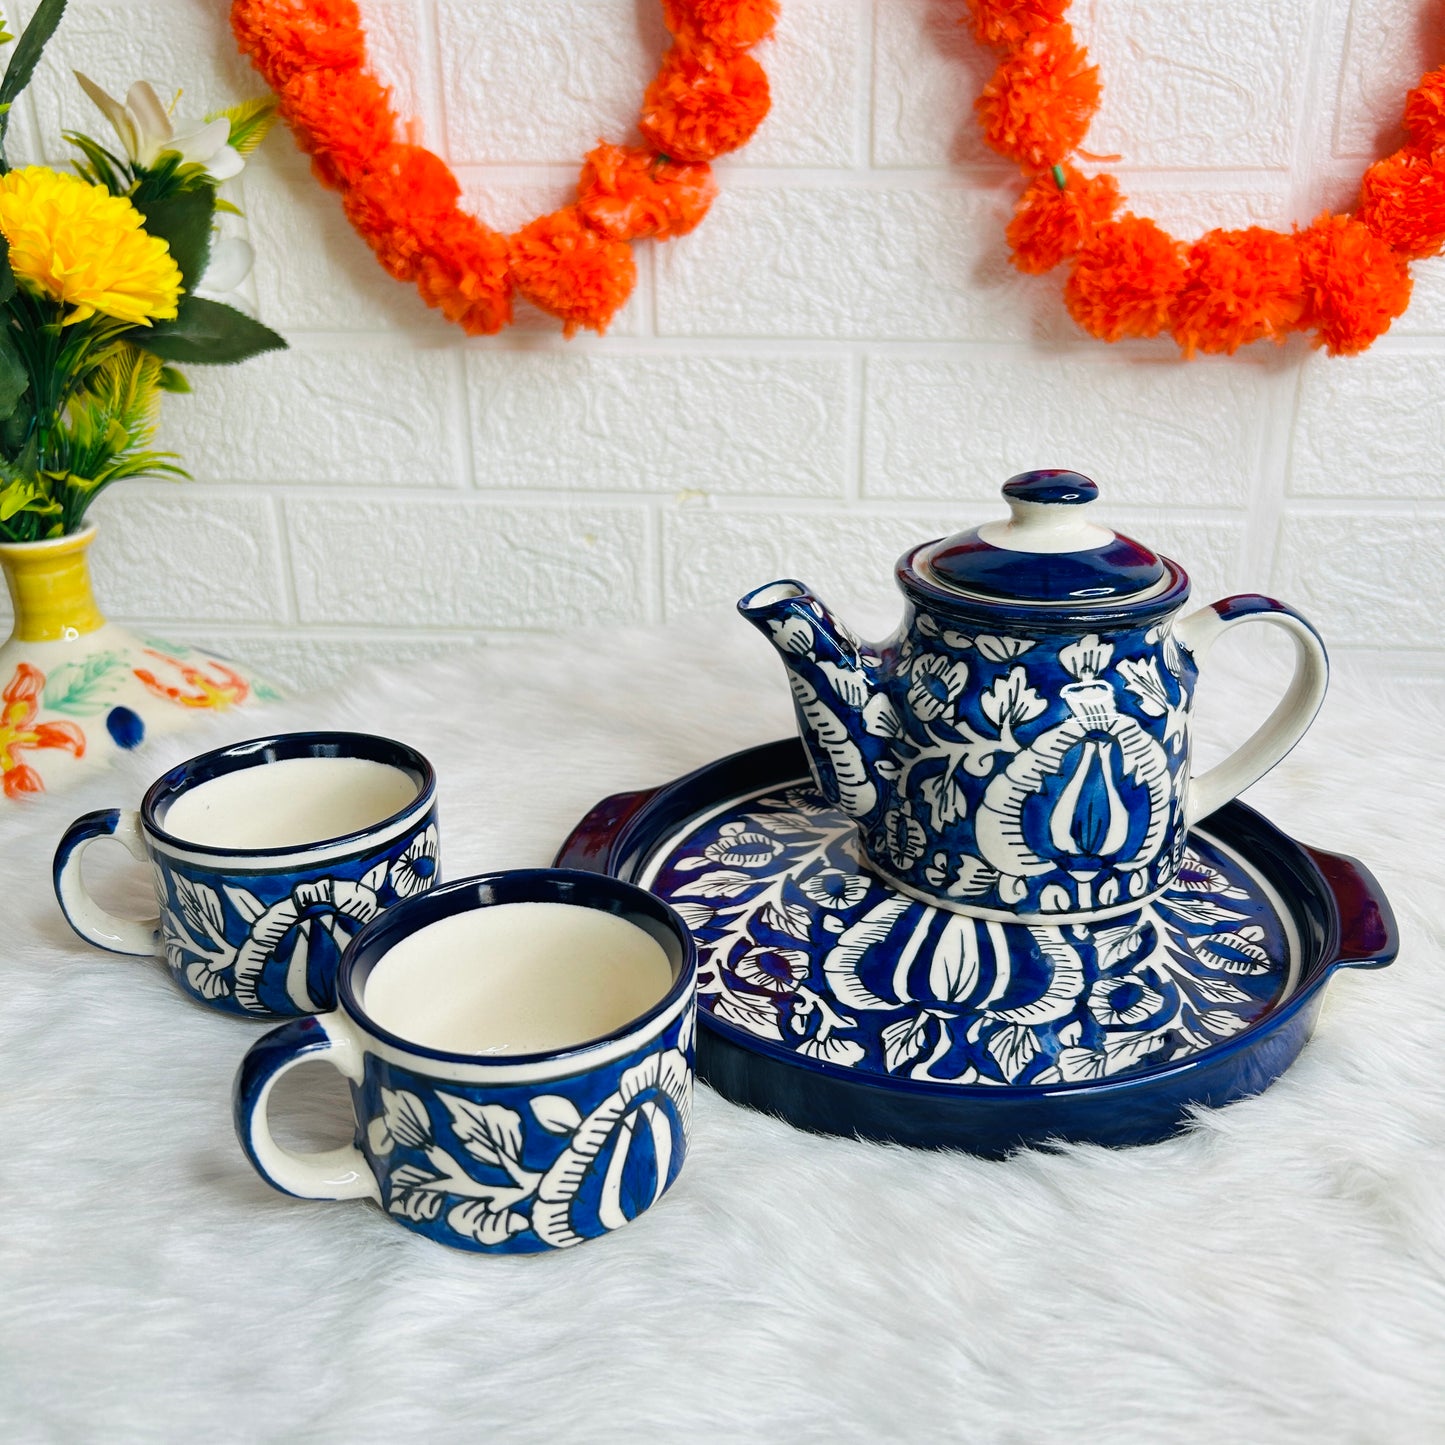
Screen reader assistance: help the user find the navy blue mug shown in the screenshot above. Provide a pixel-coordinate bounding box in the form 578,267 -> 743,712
53,732 -> 439,1018
234,870 -> 697,1254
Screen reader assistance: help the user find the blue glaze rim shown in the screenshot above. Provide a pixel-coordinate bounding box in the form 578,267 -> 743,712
555,739 -> 1397,1105
898,542 -> 1192,631
335,869 -> 697,1070
141,731 -> 436,859
923,533 -> 1166,605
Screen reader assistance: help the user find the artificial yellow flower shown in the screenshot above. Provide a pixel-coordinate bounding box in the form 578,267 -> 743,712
0,166 -> 182,326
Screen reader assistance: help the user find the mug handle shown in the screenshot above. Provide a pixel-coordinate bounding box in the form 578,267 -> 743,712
233,1012 -> 379,1203
52,809 -> 159,956
1175,594 -> 1329,826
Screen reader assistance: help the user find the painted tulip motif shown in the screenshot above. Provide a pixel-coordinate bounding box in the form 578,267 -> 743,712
1050,738 -> 1131,858
364,1040 -> 692,1252
158,826 -> 440,1015
651,783 -> 1290,1089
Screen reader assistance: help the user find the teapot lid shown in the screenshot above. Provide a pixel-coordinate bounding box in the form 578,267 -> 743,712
916,470 -> 1169,607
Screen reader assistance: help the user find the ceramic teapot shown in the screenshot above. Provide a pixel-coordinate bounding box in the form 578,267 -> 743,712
738,470 -> 1328,924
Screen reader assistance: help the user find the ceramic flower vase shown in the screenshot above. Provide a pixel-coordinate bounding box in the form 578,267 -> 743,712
0,526 -> 277,801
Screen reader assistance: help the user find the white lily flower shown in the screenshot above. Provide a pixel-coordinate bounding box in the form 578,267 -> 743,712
198,237 -> 255,294
74,72 -> 245,182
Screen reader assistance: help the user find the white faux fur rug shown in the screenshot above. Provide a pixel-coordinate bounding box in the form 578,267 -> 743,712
2,614 -> 1443,1444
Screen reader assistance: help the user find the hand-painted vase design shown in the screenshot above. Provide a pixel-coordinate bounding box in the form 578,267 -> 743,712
0,527 -> 276,799
740,471 -> 1329,923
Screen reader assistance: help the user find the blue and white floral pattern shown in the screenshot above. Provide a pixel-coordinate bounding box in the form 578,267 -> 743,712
734,566 -> 1208,913
388,822 -> 440,898
354,1006 -> 693,1253
155,814 -> 440,1017
744,583 -> 1197,918
648,784 -> 1291,1088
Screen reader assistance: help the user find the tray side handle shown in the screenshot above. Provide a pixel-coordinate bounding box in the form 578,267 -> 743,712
1303,844 -> 1400,971
553,786 -> 661,873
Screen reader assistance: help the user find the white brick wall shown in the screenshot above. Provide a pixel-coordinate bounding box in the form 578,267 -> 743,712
4,0 -> 1444,688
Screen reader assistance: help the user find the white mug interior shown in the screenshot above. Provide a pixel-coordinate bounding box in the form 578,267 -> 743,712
159,753 -> 421,851
361,900 -> 676,1057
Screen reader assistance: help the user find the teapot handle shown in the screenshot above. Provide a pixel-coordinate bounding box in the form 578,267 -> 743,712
1174,595 -> 1329,826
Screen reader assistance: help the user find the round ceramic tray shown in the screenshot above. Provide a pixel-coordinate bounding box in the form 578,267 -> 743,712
556,740 -> 1397,1155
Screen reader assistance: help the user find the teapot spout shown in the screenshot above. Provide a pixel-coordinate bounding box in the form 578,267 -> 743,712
737,579 -> 869,691
738,578 -> 832,655
737,580 -> 886,822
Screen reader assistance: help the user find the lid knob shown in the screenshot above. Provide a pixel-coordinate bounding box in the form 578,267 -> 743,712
979,469 -> 1115,556
1001,469 -> 1098,507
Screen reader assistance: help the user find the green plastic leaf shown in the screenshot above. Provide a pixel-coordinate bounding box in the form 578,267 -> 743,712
130,152 -> 217,206
0,481 -> 63,540
0,0 -> 66,108
133,188 -> 214,292
63,130 -> 128,196
0,236 -> 13,304
43,344 -> 187,532
206,96 -> 277,157
0,479 -> 33,520
2,408 -> 26,457
0,476 -> 60,523
0,327 -> 27,421
137,297 -> 286,365
156,365 -> 190,394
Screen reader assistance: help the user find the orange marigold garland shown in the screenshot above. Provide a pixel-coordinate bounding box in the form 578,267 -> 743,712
508,210 -> 638,336
976,24 -> 1099,169
1007,162 -> 1119,274
413,216 -> 512,336
662,0 -> 780,50
230,0 -> 773,336
578,143 -> 718,240
1170,228 -> 1304,358
230,0 -> 364,83
965,0 -> 1444,356
1296,213 -> 1412,356
1404,71 -> 1445,149
639,42 -> 771,163
341,145 -> 459,283
1356,148 -> 1445,259
276,66 -> 393,189
1064,215 -> 1185,343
